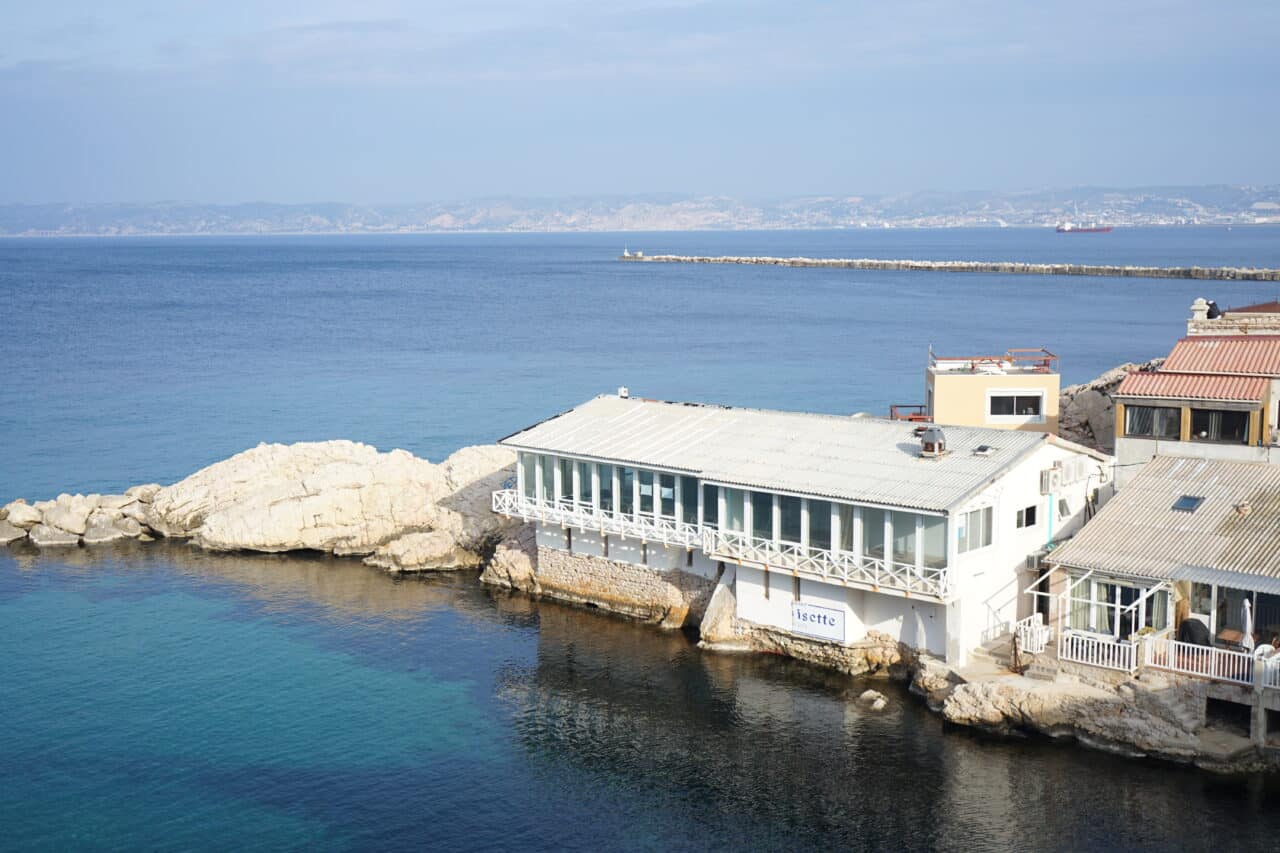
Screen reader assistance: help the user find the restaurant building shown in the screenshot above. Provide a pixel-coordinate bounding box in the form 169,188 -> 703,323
492,390 -> 1109,665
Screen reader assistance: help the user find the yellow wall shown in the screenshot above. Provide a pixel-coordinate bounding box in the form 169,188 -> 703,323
927,371 -> 1060,433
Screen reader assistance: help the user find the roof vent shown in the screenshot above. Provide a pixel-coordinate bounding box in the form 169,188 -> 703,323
1234,500 -> 1252,518
618,386 -> 629,399
972,444 -> 996,457
920,426 -> 947,458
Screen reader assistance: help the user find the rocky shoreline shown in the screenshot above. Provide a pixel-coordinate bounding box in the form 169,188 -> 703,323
622,254 -> 1280,281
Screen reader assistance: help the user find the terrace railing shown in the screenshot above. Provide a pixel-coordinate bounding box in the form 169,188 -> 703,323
1144,636 -> 1260,687
1014,612 -> 1053,655
701,528 -> 952,602
491,490 -> 702,549
1058,630 -> 1139,674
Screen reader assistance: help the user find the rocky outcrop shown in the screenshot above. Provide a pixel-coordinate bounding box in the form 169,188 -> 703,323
1058,358 -> 1164,451
478,525 -> 537,590
3,442 -> 516,564
0,520 -> 26,544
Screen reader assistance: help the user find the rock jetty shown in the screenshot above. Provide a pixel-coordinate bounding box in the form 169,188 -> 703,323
2,440 -> 519,572
621,254 -> 1280,281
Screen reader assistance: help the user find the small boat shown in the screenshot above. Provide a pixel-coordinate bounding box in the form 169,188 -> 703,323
1056,222 -> 1112,233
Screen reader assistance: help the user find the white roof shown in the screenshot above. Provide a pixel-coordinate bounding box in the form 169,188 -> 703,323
1050,456 -> 1280,589
500,395 -> 1079,513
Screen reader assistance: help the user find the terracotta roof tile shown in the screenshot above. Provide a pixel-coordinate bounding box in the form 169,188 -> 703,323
1114,371 -> 1267,403
1162,336 -> 1280,376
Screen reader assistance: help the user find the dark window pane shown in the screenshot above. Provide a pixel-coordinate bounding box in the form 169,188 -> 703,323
990,395 -> 1015,416
681,477 -> 699,525
659,473 -> 676,518
809,500 -> 832,551
1015,395 -> 1042,416
619,467 -> 635,515
752,492 -> 773,539
702,484 -> 718,528
780,496 -> 803,543
598,464 -> 614,513
638,470 -> 654,514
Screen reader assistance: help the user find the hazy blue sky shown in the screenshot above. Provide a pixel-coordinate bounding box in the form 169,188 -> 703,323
2,1 -> 1277,203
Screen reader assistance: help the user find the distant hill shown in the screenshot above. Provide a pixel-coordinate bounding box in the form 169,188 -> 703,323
2,186 -> 1278,236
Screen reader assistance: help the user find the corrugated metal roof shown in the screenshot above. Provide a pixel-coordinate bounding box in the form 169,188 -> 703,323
1162,335 -> 1280,376
1049,456 -> 1280,585
1114,371 -> 1267,402
500,395 -> 1063,512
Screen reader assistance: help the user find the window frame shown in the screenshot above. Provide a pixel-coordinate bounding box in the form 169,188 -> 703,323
986,389 -> 1046,424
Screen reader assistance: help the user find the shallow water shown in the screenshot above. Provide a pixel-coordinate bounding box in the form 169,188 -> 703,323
2,544 -> 1278,851
5,228 -> 1280,850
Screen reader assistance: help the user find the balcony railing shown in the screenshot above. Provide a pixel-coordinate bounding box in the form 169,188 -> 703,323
1014,612 -> 1053,654
1144,636 -> 1269,688
491,490 -> 702,549
701,528 -> 952,602
1058,630 -> 1140,673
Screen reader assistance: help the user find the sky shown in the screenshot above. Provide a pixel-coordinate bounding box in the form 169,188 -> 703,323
1,0 -> 1278,204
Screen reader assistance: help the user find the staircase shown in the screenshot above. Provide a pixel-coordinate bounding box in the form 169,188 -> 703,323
969,632 -> 1061,681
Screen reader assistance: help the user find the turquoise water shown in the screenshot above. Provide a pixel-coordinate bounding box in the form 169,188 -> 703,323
5,229 -> 1280,850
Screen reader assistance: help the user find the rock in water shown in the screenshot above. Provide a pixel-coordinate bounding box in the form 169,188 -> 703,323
3,501 -> 43,529
28,524 -> 81,547
858,689 -> 888,711
83,521 -> 128,545
147,440 -> 517,557
44,496 -> 95,536
479,526 -> 538,591
362,530 -> 483,572
0,519 -> 27,544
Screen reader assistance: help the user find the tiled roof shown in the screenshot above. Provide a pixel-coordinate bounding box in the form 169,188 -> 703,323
1162,335 -> 1280,377
1114,371 -> 1267,403
1049,456 -> 1280,590
499,395 -> 1105,513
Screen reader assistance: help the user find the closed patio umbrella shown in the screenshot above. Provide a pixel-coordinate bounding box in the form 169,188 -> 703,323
1242,598 -> 1255,652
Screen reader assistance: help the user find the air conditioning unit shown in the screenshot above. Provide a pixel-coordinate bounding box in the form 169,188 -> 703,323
1040,468 -> 1064,494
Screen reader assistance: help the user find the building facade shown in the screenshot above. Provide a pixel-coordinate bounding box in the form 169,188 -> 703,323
493,392 -> 1109,666
918,348 -> 1061,434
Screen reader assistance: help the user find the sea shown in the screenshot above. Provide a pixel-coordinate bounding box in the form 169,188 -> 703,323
3,227 -> 1280,851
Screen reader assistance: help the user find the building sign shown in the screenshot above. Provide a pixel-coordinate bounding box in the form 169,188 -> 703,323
791,602 -> 845,644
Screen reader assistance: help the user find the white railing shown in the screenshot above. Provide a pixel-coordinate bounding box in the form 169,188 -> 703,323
701,528 -> 952,601
1058,630 -> 1139,673
1144,636 -> 1258,687
1014,613 -> 1053,654
1260,656 -> 1280,691
491,490 -> 703,549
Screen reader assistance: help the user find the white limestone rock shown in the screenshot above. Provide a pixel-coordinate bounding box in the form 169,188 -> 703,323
97,494 -> 139,511
44,495 -> 96,536
28,523 -> 81,547
479,526 -> 538,592
114,517 -> 144,538
858,689 -> 889,711
0,519 -> 27,544
83,521 -> 128,545
697,564 -> 740,645
3,501 -> 43,529
363,530 -> 483,572
126,484 -> 163,503
148,440 -> 517,557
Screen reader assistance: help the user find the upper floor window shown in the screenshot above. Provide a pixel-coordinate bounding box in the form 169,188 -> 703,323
1016,504 -> 1037,528
958,506 -> 993,553
988,392 -> 1044,422
1190,408 -> 1249,444
1125,405 -> 1180,439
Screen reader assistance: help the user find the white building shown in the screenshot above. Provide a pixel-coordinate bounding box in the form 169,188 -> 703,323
492,391 -> 1110,665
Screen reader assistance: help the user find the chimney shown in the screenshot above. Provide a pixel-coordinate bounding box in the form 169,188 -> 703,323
920,426 -> 947,458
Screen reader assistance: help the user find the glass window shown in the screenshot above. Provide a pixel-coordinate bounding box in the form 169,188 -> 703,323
702,484 -> 719,528
1016,505 -> 1037,528
724,488 -> 745,532
958,506 -> 992,553
780,496 -> 802,543
1125,405 -> 1180,438
619,467 -> 635,515
863,507 -> 886,559
1191,409 -> 1249,444
680,477 -> 699,525
598,464 -> 614,513
1096,583 -> 1116,635
990,394 -> 1042,416
577,461 -> 593,505
809,500 -> 832,551
838,504 -> 854,551
1190,582 -> 1213,614
638,470 -> 654,514
539,455 -> 554,502
891,511 -> 917,565
659,473 -> 676,518
520,453 -> 536,499
921,516 -> 947,569
751,492 -> 773,540
558,458 -> 574,502
1145,590 -> 1169,631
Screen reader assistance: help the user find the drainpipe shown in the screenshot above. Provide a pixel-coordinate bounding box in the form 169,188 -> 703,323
1046,493 -> 1055,548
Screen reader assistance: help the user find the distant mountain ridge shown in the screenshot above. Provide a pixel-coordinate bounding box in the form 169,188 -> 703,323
3,186 -> 1278,236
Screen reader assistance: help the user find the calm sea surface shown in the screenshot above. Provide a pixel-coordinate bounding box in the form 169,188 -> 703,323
3,228 -> 1280,850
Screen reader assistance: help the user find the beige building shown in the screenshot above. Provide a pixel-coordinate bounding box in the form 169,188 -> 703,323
902,348 -> 1061,434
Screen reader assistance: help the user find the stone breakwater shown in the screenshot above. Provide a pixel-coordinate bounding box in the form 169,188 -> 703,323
621,254 -> 1280,281
1,440 -> 520,572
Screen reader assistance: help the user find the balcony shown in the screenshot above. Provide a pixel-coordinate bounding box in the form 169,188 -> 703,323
702,528 -> 953,603
491,490 -> 702,549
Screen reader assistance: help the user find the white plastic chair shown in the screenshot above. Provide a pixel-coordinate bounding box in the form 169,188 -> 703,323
1253,643 -> 1275,658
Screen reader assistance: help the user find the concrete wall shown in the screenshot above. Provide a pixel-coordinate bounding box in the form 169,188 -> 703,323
1115,435 -> 1280,488
928,371 -> 1060,434
733,565 -> 947,658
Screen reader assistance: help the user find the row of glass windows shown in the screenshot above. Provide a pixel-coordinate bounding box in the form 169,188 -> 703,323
518,453 -> 953,568
1124,405 -> 1251,444
1067,575 -> 1170,637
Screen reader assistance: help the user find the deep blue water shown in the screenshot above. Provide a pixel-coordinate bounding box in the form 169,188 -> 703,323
3,229 -> 1280,850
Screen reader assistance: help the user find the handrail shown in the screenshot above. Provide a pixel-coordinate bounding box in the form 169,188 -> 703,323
701,528 -> 952,602
1059,630 -> 1138,673
1145,636 -> 1259,687
1014,613 -> 1052,654
491,490 -> 702,548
